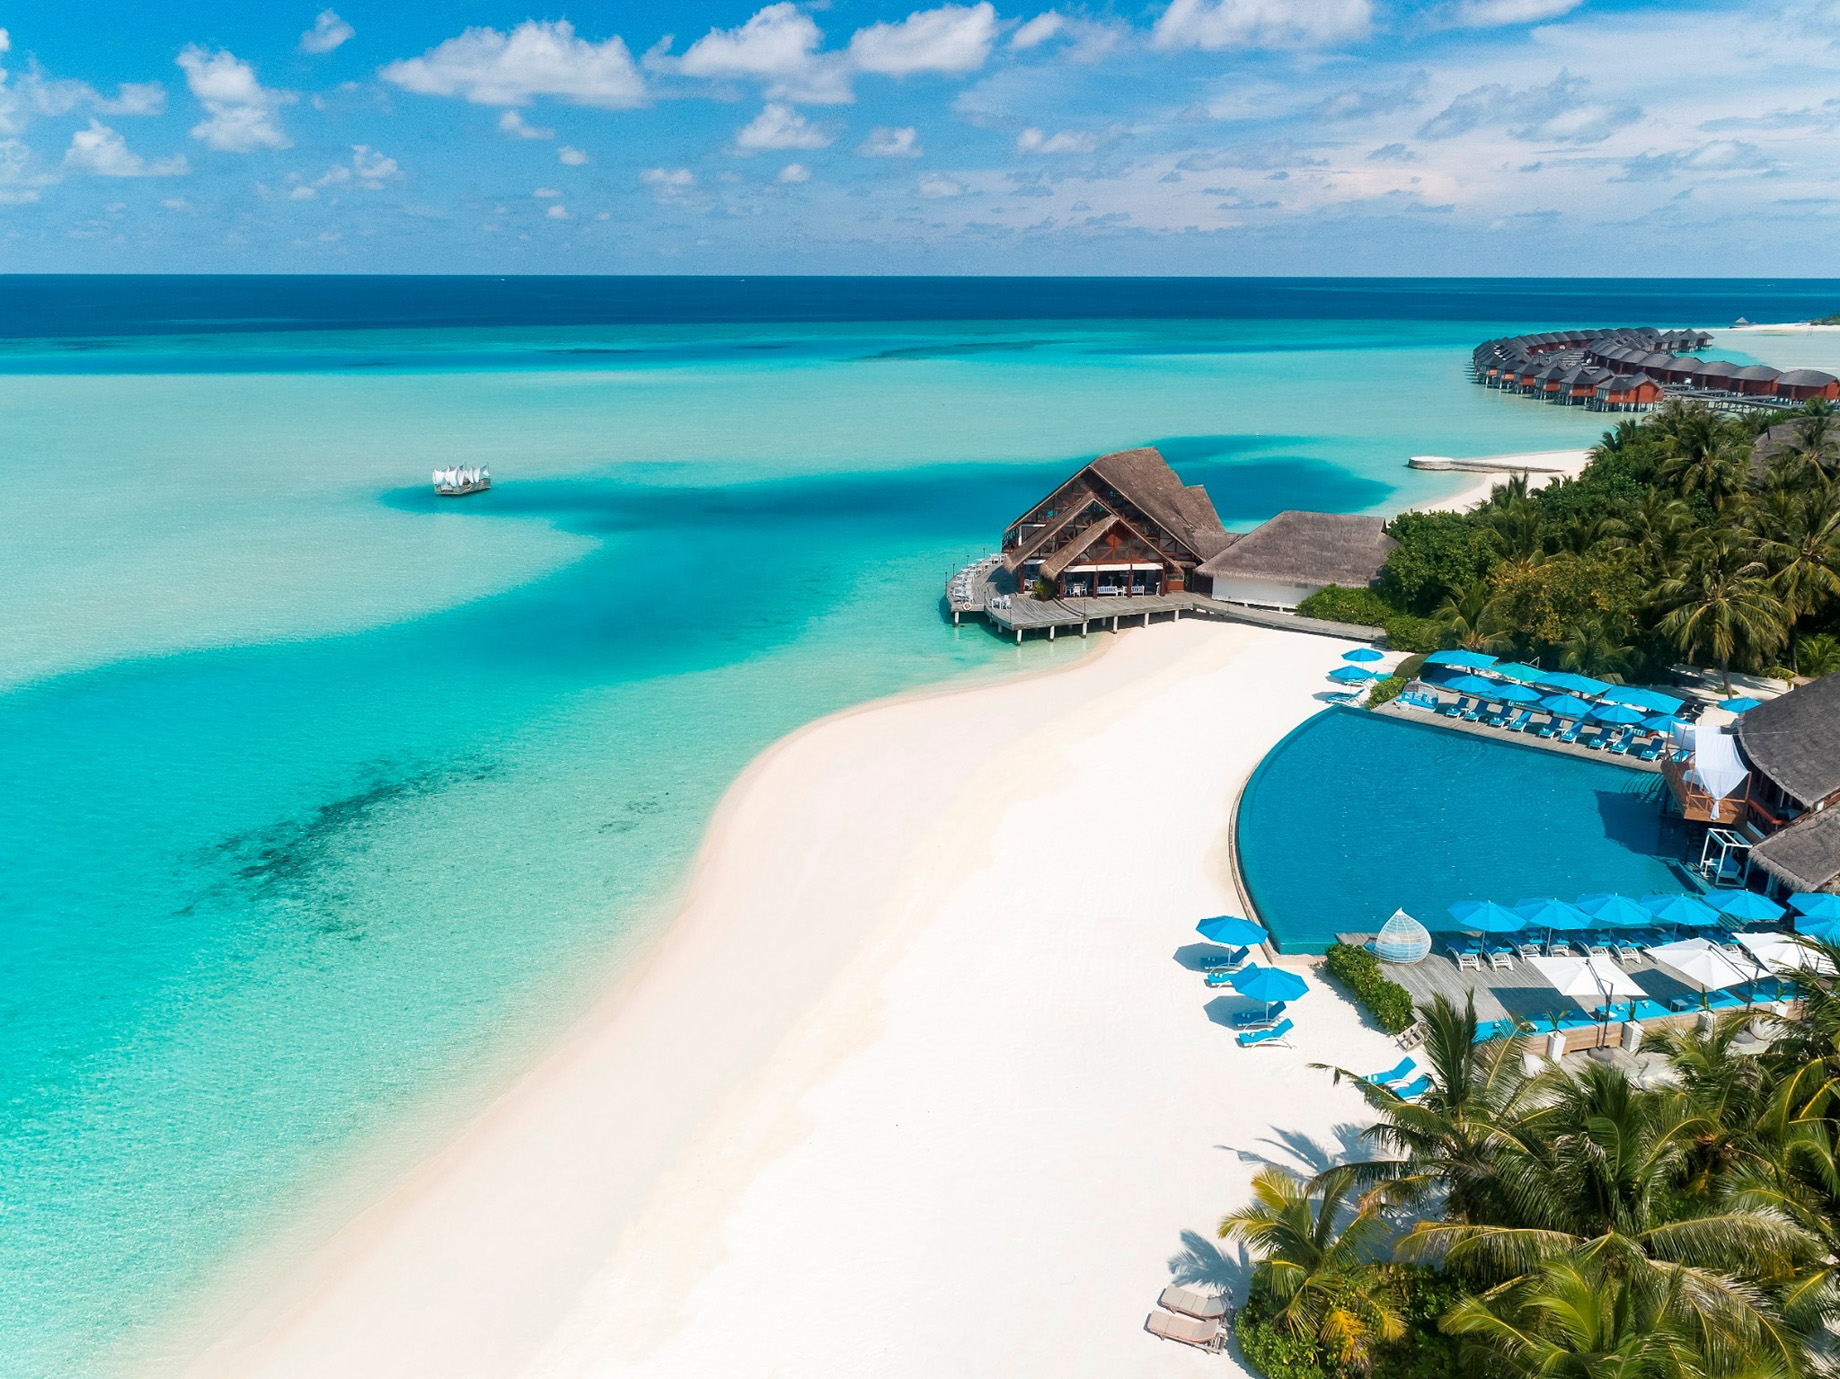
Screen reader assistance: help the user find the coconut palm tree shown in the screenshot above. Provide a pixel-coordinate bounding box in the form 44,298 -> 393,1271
1654,533 -> 1790,691
1559,615 -> 1638,682
1751,477 -> 1840,663
1792,633 -> 1840,678
1605,492 -> 1695,582
1656,406 -> 1751,510
1219,1166 -> 1405,1375
1435,580 -> 1513,655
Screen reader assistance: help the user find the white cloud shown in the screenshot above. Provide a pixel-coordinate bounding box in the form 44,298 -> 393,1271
558,144 -> 589,164
299,10 -> 355,55
676,3 -> 849,101
498,109 -> 552,139
1452,0 -> 1582,24
533,186 -> 563,198
288,183 -> 317,199
64,119 -> 189,176
381,20 -> 644,108
351,144 -> 400,187
19,73 -> 167,118
918,172 -> 965,196
546,201 -> 569,218
849,3 -> 998,75
735,102 -> 831,150
778,161 -> 811,182
101,82 -> 166,116
1418,72 -> 1639,145
0,135 -> 47,202
859,125 -> 921,156
178,47 -> 291,151
1016,126 -> 1101,153
1152,0 -> 1370,50
1011,12 -> 1065,48
640,166 -> 697,203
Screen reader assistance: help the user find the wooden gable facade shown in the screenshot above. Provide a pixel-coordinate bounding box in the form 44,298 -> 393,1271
1001,447 -> 1230,599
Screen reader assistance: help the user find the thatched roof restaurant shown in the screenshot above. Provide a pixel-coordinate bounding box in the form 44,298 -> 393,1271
1197,511 -> 1397,611
1735,674 -> 1840,894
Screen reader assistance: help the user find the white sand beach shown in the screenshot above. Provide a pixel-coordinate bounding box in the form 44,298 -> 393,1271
1418,447 -> 1593,514
171,620 -> 1398,1379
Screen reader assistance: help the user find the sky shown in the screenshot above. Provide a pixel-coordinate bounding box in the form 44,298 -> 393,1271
1,0 -> 1838,273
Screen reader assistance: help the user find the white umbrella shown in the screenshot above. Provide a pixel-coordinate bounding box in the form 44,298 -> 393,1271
1647,937 -> 1752,994
1527,954 -> 1646,1046
1735,930 -> 1835,977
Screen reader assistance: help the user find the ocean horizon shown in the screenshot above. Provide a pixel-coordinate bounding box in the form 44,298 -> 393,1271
5,276 -> 1838,1378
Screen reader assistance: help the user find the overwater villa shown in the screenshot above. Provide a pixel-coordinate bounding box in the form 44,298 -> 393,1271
950,447 -> 1400,638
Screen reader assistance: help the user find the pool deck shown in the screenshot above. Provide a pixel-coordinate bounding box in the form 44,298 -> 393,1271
1375,697 -> 1664,773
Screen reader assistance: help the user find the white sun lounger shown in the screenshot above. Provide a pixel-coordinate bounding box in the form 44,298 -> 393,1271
1146,1310 -> 1226,1351
1158,1285 -> 1229,1320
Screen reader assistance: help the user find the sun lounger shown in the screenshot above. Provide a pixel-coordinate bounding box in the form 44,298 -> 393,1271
1231,1001 -> 1287,1029
1487,944 -> 1515,971
1583,729 -> 1608,750
1396,1020 -> 1428,1050
1365,1056 -> 1415,1087
1200,946 -> 1250,973
1462,701 -> 1484,721
1610,729 -> 1635,755
1546,939 -> 1573,956
1442,696 -> 1472,719
1536,715 -> 1559,738
1559,720 -> 1583,743
1394,1074 -> 1432,1100
1517,939 -> 1544,959
1238,1017 -> 1294,1048
1158,1286 -> 1229,1321
1586,934 -> 1614,957
1146,1310 -> 1225,1351
1448,941 -> 1482,972
1505,709 -> 1532,732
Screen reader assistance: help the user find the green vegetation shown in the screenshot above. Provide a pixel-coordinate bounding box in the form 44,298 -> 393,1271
1228,971 -> 1840,1379
1321,400 -> 1840,687
1323,943 -> 1416,1034
1364,674 -> 1406,709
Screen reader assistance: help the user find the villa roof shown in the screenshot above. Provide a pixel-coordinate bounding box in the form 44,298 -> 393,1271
1751,807 -> 1840,894
1733,364 -> 1782,381
1086,447 -> 1233,561
1777,369 -> 1838,387
1693,360 -> 1740,379
1737,673 -> 1840,806
1197,511 -> 1396,589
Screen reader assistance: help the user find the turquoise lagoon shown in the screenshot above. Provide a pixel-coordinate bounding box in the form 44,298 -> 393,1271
1238,709 -> 1691,954
0,284 -> 1718,1377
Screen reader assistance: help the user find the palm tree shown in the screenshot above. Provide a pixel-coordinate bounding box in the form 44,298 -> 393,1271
1605,492 -> 1695,581
1559,615 -> 1637,682
1654,533 -> 1790,691
1655,405 -> 1750,510
1435,580 -> 1513,655
1751,477 -> 1840,664
1220,1166 -> 1405,1374
1791,632 -> 1840,678
1488,498 -> 1546,563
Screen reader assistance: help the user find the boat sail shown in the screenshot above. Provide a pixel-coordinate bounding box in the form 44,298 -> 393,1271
433,465 -> 491,496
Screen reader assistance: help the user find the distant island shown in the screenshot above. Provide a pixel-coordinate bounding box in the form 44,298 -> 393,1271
1815,313 -> 1840,325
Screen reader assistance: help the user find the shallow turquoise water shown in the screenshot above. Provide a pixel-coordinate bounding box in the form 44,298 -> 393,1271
1237,709 -> 1692,954
0,306 -> 1624,1377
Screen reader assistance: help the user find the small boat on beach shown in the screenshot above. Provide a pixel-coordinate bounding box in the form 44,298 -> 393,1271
433,465 -> 491,496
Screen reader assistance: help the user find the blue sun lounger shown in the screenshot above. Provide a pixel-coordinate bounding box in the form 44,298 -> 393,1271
1559,720 -> 1583,743
1442,696 -> 1472,719
1200,946 -> 1251,975
1504,709 -> 1532,732
1393,1073 -> 1432,1099
1237,1017 -> 1294,1048
1536,714 -> 1559,738
1231,1001 -> 1287,1029
1365,1056 -> 1415,1087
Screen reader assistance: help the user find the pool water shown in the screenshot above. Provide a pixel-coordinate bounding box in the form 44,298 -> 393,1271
1237,709 -> 1691,953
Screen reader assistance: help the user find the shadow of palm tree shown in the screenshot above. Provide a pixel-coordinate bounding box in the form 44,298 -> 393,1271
1220,1122 -> 1369,1174
1166,1228 -> 1250,1296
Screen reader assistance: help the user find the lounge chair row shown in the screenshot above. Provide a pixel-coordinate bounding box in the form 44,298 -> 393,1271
1146,1286 -> 1233,1351
1422,696 -> 1668,759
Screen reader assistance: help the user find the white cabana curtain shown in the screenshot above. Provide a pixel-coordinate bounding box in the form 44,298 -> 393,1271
1685,725 -> 1749,800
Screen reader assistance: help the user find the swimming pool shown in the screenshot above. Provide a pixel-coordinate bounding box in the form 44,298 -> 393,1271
1237,708 -> 1692,954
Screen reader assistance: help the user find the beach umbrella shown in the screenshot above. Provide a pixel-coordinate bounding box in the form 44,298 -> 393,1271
1229,963 -> 1309,1018
1442,673 -> 1500,694
1424,649 -> 1498,669
1327,664 -> 1377,684
1196,915 -> 1266,947
1737,930 -> 1835,977
1577,893 -> 1652,928
1342,647 -> 1384,662
1527,953 -> 1645,1042
1597,686 -> 1686,715
1790,893 -> 1840,921
1795,914 -> 1840,941
1643,893 -> 1722,928
1514,897 -> 1592,930
1536,670 -> 1611,696
1649,937 -> 1752,999
1449,900 -> 1525,934
1709,890 -> 1784,924
1722,696 -> 1763,713
1541,693 -> 1595,718
1588,702 -> 1647,725
1489,662 -> 1547,683
1640,714 -> 1685,734
1490,682 -> 1543,704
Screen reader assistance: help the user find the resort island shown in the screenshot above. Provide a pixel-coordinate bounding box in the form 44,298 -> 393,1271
176,331 -> 1840,1379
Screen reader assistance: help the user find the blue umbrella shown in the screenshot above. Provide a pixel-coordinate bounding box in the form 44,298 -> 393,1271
1491,682 -> 1543,704
1196,914 -> 1266,946
1229,963 -> 1309,1017
1710,891 -> 1784,924
1597,686 -> 1686,715
1641,714 -> 1685,733
1797,916 -> 1840,941
1514,898 -> 1593,931
1589,702 -> 1647,725
1722,696 -> 1763,713
1791,893 -> 1840,922
1537,670 -> 1611,696
1489,662 -> 1547,683
1444,673 -> 1501,694
1328,664 -> 1377,683
1342,647 -> 1384,662
1541,693 -> 1595,718
1577,893 -> 1653,928
1449,900 -> 1525,934
1424,649 -> 1498,669
1643,893 -> 1722,928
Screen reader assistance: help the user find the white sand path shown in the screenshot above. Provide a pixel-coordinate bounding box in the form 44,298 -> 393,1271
173,621 -> 1398,1379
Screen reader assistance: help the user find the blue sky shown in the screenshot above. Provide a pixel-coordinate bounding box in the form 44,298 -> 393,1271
2,0 -> 1837,272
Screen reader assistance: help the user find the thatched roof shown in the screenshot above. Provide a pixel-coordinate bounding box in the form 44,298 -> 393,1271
1751,807 -> 1840,893
1733,364 -> 1782,381
1778,369 -> 1838,387
1086,447 -> 1233,561
1197,511 -> 1396,589
1737,673 -> 1840,807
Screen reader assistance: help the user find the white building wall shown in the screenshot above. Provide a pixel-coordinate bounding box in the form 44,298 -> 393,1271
1208,577 -> 1322,611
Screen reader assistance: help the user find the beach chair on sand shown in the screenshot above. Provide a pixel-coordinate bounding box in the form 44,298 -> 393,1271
1158,1286 -> 1230,1321
1394,1074 -> 1433,1100
1231,1002 -> 1287,1029
1365,1056 -> 1415,1087
1146,1310 -> 1225,1351
1396,1021 -> 1428,1050
1238,1018 -> 1294,1048
1200,946 -> 1251,974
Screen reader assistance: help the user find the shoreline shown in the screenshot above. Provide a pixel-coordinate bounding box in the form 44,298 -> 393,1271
164,619 -> 1393,1379
1416,447 -> 1593,514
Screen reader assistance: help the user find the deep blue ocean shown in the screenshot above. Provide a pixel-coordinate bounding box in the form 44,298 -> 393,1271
3,277 -> 1837,1379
